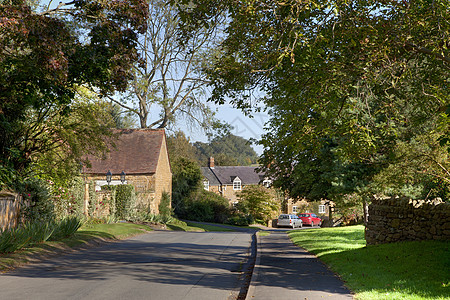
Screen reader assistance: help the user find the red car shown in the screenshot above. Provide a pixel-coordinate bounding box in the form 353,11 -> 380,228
298,213 -> 322,227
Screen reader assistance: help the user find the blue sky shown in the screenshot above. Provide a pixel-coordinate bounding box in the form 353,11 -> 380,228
183,104 -> 268,155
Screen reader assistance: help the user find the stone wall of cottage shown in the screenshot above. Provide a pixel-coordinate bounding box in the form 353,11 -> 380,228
0,192 -> 21,230
153,137 -> 172,214
86,174 -> 158,214
365,197 -> 450,245
287,198 -> 330,216
222,185 -> 238,203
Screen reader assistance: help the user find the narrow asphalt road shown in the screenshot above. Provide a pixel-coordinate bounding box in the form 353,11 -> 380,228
246,229 -> 353,300
0,230 -> 254,300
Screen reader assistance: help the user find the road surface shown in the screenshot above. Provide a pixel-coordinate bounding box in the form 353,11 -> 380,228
0,230 -> 254,300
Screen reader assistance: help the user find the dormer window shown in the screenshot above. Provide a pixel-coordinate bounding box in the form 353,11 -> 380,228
262,179 -> 272,188
233,177 -> 242,190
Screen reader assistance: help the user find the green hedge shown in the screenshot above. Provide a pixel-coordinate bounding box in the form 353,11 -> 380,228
114,185 -> 136,220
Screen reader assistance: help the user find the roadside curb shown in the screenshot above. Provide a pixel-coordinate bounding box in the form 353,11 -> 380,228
245,231 -> 261,300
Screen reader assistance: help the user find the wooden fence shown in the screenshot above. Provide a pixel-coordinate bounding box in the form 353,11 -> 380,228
0,191 -> 21,231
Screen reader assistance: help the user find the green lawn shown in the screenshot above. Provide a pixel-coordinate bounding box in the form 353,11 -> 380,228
288,225 -> 450,300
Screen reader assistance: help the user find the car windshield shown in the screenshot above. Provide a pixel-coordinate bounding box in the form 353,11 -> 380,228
278,215 -> 289,219
298,214 -> 309,217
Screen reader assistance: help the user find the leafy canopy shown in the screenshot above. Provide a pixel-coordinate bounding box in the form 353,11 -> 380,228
0,0 -> 149,187
174,0 -> 449,201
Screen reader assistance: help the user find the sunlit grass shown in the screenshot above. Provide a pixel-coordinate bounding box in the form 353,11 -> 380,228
182,222 -> 234,232
258,231 -> 271,237
289,226 -> 450,300
78,222 -> 151,239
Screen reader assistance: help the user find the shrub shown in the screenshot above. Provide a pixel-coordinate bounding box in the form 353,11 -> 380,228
114,185 -> 136,220
0,217 -> 83,254
159,192 -> 172,216
0,227 -> 31,253
225,214 -> 254,226
49,177 -> 86,219
177,190 -> 231,223
171,157 -> 202,216
16,178 -> 55,223
50,216 -> 83,240
237,185 -> 280,225
22,221 -> 55,244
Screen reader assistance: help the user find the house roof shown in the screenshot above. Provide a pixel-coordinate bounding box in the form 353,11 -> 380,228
201,166 -> 264,185
201,167 -> 221,185
83,129 -> 165,175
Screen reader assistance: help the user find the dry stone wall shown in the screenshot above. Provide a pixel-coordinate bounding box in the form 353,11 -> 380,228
365,197 -> 450,245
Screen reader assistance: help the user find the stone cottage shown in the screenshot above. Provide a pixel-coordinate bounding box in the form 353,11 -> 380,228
82,129 -> 172,214
201,157 -> 270,205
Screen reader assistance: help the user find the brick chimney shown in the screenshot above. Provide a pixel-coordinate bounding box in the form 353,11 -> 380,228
209,157 -> 215,168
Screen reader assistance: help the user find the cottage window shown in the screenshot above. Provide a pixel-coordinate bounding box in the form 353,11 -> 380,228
233,177 -> 242,190
203,180 -> 209,191
318,205 -> 326,214
262,179 -> 272,188
292,206 -> 298,213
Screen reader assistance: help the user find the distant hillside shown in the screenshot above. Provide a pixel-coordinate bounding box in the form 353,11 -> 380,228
194,134 -> 259,166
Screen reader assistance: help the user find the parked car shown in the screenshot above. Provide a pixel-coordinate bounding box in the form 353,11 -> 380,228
298,213 -> 322,227
277,214 -> 303,228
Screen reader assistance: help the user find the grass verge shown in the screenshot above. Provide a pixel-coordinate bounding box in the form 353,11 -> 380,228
0,222 -> 151,273
167,221 -> 234,232
258,231 -> 271,237
288,225 -> 450,300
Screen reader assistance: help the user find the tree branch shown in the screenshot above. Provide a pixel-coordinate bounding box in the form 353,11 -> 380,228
405,42 -> 450,65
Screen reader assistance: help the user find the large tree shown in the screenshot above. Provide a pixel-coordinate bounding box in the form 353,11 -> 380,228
175,0 -> 449,200
0,0 -> 148,187
104,0 -> 225,133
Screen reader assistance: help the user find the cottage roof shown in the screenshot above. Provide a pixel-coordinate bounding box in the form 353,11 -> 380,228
201,167 -> 221,185
83,129 -> 165,175
201,166 -> 264,185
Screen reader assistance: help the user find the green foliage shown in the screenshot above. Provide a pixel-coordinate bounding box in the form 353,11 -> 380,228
88,180 -> 97,216
104,102 -> 137,129
132,204 -> 175,224
171,157 -> 203,214
84,215 -> 118,225
225,215 -> 254,226
0,217 -> 82,254
236,185 -> 280,225
22,221 -> 55,245
48,177 -> 86,219
167,131 -> 199,163
177,189 -> 231,223
158,192 -> 172,216
0,1 -> 148,187
50,216 -> 83,240
168,131 -> 259,169
0,226 -> 32,254
15,178 -> 55,223
194,134 -> 259,166
114,184 -> 136,220
174,0 -> 449,205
